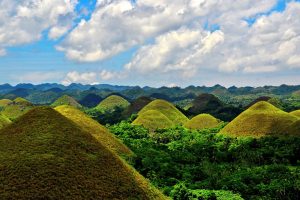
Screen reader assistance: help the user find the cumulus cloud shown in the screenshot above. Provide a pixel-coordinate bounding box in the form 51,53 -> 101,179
0,0 -> 77,54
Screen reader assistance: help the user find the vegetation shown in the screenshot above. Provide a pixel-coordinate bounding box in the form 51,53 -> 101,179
291,110 -> 300,118
55,105 -> 133,158
0,114 -> 11,129
184,114 -> 221,130
79,93 -> 102,108
0,107 -> 166,200
110,122 -> 300,200
133,110 -> 174,130
0,97 -> 34,121
51,95 -> 82,108
0,99 -> 12,107
123,96 -> 153,117
96,95 -> 130,112
220,101 -> 300,137
138,99 -> 188,125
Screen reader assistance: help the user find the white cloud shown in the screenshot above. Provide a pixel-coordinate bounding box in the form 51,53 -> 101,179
13,71 -> 64,83
0,0 -> 77,54
62,71 -> 99,85
48,26 -> 70,40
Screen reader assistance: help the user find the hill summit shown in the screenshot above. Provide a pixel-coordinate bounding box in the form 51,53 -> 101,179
0,107 -> 166,199
220,101 -> 300,137
96,95 -> 130,112
184,114 -> 221,130
51,95 -> 82,108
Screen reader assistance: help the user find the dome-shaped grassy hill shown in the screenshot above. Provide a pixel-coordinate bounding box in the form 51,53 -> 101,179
55,105 -> 133,158
0,114 -> 10,129
0,97 -> 34,120
138,99 -> 188,125
132,110 -> 174,130
184,114 -> 221,130
0,107 -> 166,199
0,99 -> 13,107
290,110 -> 300,118
96,95 -> 130,112
51,95 -> 82,108
188,93 -> 223,114
123,96 -> 153,117
220,101 -> 300,137
79,93 -> 102,108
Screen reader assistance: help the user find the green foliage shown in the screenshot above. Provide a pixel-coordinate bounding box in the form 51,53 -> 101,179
0,97 -> 34,121
96,95 -> 130,112
86,106 -> 127,125
0,99 -> 12,107
110,122 -> 300,200
0,114 -> 11,129
0,107 -> 166,200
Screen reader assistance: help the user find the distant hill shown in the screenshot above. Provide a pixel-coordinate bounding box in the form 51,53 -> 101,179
0,107 -> 166,199
245,96 -> 282,109
51,95 -> 82,108
0,99 -> 12,107
184,114 -> 221,130
0,114 -> 10,129
123,96 -> 153,117
0,97 -> 34,120
79,93 -> 102,108
132,110 -> 174,130
220,101 -> 300,137
96,95 -> 130,112
55,105 -> 133,158
138,99 -> 188,125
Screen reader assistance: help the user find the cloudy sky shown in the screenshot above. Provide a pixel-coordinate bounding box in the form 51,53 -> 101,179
0,0 -> 300,87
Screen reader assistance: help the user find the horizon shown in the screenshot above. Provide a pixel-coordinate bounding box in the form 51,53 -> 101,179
0,0 -> 300,87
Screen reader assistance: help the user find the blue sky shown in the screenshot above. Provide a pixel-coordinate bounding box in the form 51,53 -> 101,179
0,0 -> 300,87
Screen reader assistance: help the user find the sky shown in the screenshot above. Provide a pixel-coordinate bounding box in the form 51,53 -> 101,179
0,0 -> 300,87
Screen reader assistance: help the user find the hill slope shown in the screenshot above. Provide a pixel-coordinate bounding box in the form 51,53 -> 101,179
132,110 -> 174,130
0,99 -> 13,107
290,110 -> 300,118
96,95 -> 130,112
220,101 -> 300,137
51,95 -> 82,108
138,99 -> 188,125
184,114 -> 221,130
0,107 -> 166,199
79,93 -> 102,108
0,114 -> 11,129
55,105 -> 133,158
0,97 -> 34,120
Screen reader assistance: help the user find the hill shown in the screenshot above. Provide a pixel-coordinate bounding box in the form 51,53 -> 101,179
0,97 -> 34,120
123,96 -> 153,117
245,96 -> 282,109
0,99 -> 13,107
51,95 -> 82,108
184,114 -> 221,130
0,114 -> 11,129
55,105 -> 133,158
0,107 -> 166,199
290,110 -> 300,118
220,101 -> 300,137
96,95 -> 130,112
138,99 -> 188,125
132,110 -> 174,130
79,93 -> 102,108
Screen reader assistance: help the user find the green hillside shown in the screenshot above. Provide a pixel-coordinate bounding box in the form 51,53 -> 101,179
0,97 -> 34,120
290,110 -> 300,118
132,110 -> 174,130
0,99 -> 13,107
51,95 -> 82,108
138,99 -> 188,125
55,105 -> 133,158
220,101 -> 300,137
96,95 -> 130,112
184,114 -> 221,130
123,96 -> 153,117
0,114 -> 11,129
0,107 -> 166,199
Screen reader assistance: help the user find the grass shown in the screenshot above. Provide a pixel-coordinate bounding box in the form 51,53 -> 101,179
184,114 -> 221,130
138,99 -> 188,125
51,95 -> 82,108
96,95 -> 130,112
123,96 -> 153,117
0,99 -> 13,107
290,110 -> 300,118
55,105 -> 133,158
0,106 -> 166,199
0,114 -> 11,129
220,101 -> 300,137
0,97 -> 34,121
132,110 -> 174,130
